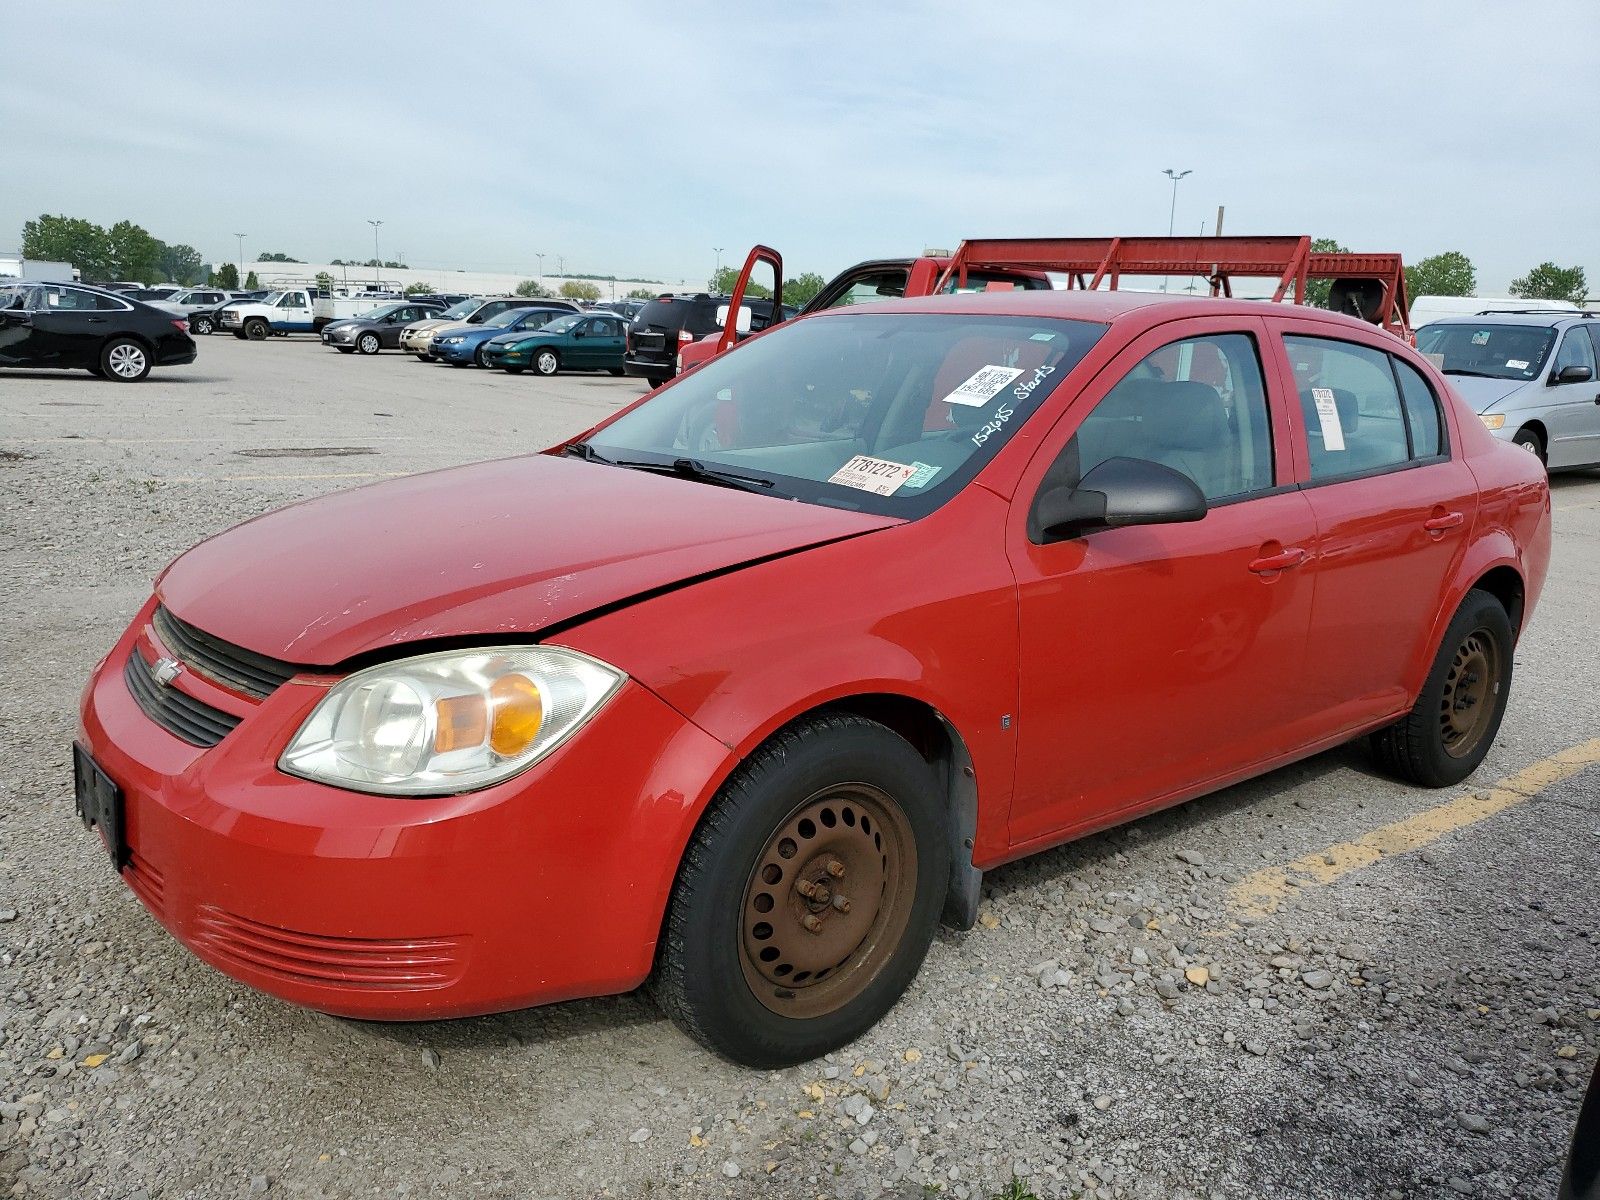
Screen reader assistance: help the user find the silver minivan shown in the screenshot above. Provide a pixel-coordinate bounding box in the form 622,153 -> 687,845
1416,311 -> 1600,470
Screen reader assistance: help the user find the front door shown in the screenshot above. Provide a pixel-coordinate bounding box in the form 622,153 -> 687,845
274,291 -> 314,332
1007,317 -> 1318,849
1544,326 -> 1600,468
1271,325 -> 1479,726
586,316 -> 625,369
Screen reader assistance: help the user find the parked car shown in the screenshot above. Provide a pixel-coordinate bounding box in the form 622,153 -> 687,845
1415,312 -> 1600,469
0,281 -> 195,381
596,299 -> 646,322
429,306 -> 575,367
399,297 -> 577,361
481,311 -> 628,375
1562,1057 -> 1598,1200
74,290 -> 1548,1067
219,288 -> 317,339
320,300 -> 448,354
188,296 -> 259,337
625,292 -> 790,388
153,287 -> 237,326
128,286 -> 182,302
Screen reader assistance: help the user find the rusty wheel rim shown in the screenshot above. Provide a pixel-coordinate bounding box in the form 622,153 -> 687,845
1440,628 -> 1500,759
739,784 -> 917,1019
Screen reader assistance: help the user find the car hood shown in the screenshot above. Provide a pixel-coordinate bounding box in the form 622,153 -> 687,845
486,331 -> 542,346
1443,374 -> 1533,412
404,318 -> 452,333
157,453 -> 898,664
323,319 -> 370,332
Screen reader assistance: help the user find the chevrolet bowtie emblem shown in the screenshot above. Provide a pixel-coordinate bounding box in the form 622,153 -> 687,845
151,657 -> 183,687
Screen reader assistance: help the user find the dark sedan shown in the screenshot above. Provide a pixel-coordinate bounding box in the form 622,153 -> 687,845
0,282 -> 195,382
320,300 -> 447,355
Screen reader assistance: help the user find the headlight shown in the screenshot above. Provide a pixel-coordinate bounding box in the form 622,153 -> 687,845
443,336 -> 464,344
1479,413 -> 1506,430
280,647 -> 624,796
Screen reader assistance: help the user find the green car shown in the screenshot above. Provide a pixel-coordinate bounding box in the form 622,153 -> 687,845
481,312 -> 629,377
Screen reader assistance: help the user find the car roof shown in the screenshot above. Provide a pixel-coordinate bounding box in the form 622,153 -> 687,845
1421,312 -> 1591,329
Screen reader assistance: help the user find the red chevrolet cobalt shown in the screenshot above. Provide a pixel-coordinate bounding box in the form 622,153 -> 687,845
76,291 -> 1550,1066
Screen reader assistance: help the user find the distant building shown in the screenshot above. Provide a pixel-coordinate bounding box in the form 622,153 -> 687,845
0,252 -> 78,282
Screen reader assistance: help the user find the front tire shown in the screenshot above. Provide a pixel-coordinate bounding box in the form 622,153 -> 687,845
652,714 -> 948,1067
1369,588 -> 1514,787
356,332 -> 381,355
608,367 -> 625,376
503,366 -> 524,375
243,318 -> 269,341
100,338 -> 151,382
534,349 -> 560,376
337,346 -> 356,354
1512,426 -> 1546,463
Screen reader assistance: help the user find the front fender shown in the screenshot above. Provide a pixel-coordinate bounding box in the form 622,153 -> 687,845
551,488 -> 1020,868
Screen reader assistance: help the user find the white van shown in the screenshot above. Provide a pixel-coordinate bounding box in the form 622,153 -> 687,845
1411,294 -> 1580,330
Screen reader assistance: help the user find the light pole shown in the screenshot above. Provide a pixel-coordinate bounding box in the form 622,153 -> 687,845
535,253 -> 544,285
367,219 -> 383,289
713,246 -> 724,284
1161,169 -> 1191,292
233,233 -> 246,285
556,255 -> 564,279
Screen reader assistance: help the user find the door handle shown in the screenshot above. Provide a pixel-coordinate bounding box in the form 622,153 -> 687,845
1248,547 -> 1306,574
1423,511 -> 1465,532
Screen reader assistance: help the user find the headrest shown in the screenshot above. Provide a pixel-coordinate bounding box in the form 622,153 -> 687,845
1132,380 -> 1227,451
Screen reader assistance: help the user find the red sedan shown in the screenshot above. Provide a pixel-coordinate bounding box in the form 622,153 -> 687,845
75,290 -> 1550,1066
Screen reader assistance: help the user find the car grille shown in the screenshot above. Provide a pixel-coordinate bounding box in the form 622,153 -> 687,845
152,605 -> 297,700
124,651 -> 241,747
191,905 -> 467,991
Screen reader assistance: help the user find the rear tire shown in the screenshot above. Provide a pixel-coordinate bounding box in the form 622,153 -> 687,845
476,345 -> 494,368
646,373 -> 669,389
244,318 -> 269,341
651,714 -> 948,1067
1512,426 -> 1546,463
337,346 -> 356,354
232,331 -> 247,340
100,338 -> 151,382
1369,588 -> 1514,787
608,367 -> 625,376
192,316 -> 214,335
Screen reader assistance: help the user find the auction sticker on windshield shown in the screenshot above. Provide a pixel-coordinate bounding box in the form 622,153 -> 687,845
943,365 -> 1024,407
829,455 -> 919,496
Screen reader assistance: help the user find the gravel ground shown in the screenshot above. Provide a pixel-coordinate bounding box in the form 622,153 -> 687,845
1,336 -> 1597,1200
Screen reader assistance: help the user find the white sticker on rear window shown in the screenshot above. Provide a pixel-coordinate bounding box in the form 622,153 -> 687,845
1028,332 -> 1057,342
1424,352 -> 1446,369
1312,387 -> 1346,452
829,455 -> 918,496
1471,330 -> 1491,345
943,365 -> 1024,407
904,461 -> 942,489
1506,359 -> 1529,369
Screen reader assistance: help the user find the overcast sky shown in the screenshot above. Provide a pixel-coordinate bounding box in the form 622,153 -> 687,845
7,2 -> 1597,292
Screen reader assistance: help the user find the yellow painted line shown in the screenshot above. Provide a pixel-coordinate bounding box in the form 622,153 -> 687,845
155,472 -> 411,483
1229,738 -> 1600,919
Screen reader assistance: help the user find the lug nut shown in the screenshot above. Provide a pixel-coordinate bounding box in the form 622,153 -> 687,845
795,879 -> 820,899
802,914 -> 824,933
826,860 -> 845,878
831,895 -> 851,914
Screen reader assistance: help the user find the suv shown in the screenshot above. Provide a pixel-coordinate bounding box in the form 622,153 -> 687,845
1416,311 -> 1600,469
625,293 -> 790,388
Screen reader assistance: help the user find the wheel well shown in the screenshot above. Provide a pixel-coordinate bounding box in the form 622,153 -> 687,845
1514,420 -> 1547,450
1473,566 -> 1526,636
811,694 -> 982,930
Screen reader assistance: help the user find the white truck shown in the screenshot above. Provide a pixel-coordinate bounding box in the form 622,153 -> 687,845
219,288 -> 319,339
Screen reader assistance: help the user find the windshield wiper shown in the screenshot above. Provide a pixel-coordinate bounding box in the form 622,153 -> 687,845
564,443 -> 774,493
1442,368 -> 1513,378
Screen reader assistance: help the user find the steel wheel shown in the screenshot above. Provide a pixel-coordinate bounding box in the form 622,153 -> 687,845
738,783 -> 917,1020
535,350 -> 559,376
1439,628 -> 1502,760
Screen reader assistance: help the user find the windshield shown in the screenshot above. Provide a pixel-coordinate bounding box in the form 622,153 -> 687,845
259,292 -> 283,305
358,303 -> 401,320
441,300 -> 477,319
540,314 -> 581,335
586,312 -> 1105,517
1416,323 -> 1557,381
484,308 -> 530,328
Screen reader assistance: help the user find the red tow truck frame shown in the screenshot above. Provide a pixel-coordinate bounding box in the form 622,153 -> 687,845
933,235 -> 1412,339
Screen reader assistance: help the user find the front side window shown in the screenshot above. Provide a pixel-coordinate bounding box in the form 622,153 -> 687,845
1551,327 -> 1596,377
1064,333 -> 1274,503
1416,322 -> 1555,382
1285,336 -> 1411,480
588,313 -> 1105,517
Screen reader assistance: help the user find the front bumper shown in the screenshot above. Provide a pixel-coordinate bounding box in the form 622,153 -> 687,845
322,328 -> 356,346
78,598 -> 733,1020
431,340 -> 476,363
484,346 -> 528,367
624,353 -> 675,380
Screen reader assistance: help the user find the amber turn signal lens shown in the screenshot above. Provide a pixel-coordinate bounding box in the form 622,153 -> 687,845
434,694 -> 487,753
489,674 -> 544,756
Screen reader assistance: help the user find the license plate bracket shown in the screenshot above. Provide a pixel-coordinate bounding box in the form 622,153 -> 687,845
73,743 -> 127,870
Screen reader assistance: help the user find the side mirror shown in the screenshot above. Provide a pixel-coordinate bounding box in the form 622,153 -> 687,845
1032,457 -> 1207,543
1552,364 -> 1594,385
572,329 -> 585,338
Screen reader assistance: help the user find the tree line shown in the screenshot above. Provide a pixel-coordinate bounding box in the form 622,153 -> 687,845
1309,238 -> 1588,307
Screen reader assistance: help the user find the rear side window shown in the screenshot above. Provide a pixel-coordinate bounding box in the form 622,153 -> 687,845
1284,336 -> 1412,480
1392,358 -> 1442,459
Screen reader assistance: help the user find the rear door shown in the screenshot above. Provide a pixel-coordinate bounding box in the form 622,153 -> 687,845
1268,321 -> 1477,728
